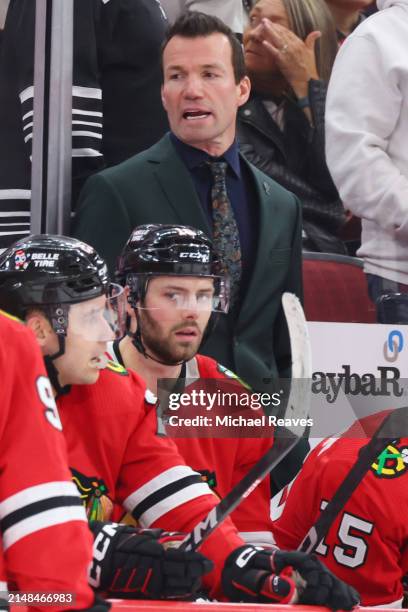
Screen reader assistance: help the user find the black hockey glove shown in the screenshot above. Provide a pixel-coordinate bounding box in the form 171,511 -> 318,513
89,521 -> 213,599
273,550 -> 360,610
222,546 -> 360,610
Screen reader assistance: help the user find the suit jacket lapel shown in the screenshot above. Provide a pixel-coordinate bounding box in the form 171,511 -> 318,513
147,134 -> 212,236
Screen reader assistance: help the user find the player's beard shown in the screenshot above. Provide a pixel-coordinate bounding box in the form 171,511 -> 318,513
139,309 -> 203,365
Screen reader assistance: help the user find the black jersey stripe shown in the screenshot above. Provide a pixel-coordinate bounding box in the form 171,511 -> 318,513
1,495 -> 82,533
131,474 -> 204,520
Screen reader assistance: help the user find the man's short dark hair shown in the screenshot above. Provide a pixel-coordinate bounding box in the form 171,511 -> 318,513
161,11 -> 246,84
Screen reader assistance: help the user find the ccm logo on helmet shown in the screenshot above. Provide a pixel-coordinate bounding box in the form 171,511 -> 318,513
179,252 -> 209,262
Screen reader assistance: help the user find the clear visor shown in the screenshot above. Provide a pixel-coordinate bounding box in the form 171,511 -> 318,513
68,283 -> 127,342
127,273 -> 230,315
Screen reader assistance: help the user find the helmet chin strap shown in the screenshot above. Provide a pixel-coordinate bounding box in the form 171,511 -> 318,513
44,335 -> 71,397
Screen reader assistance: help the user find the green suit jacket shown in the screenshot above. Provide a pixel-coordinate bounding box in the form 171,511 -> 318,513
73,134 -> 303,391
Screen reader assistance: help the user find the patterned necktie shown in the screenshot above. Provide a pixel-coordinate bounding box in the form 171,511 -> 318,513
207,160 -> 242,307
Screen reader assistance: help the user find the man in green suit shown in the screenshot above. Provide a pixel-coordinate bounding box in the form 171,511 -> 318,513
73,11 -> 302,392
73,10 -> 305,490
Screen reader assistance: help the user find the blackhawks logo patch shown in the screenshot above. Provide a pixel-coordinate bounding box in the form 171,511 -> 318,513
371,441 -> 408,479
198,469 -> 217,490
71,468 -> 113,521
217,364 -> 252,390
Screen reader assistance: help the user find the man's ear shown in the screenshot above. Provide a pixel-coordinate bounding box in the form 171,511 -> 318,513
25,311 -> 54,348
237,75 -> 251,107
161,84 -> 168,112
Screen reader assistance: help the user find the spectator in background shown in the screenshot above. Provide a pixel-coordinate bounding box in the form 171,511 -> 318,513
0,0 -> 169,249
324,0 -> 373,43
160,0 -> 245,35
238,0 -> 346,253
326,0 -> 408,321
322,0 -> 373,255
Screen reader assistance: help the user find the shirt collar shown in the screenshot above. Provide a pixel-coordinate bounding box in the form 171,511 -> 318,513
170,132 -> 241,179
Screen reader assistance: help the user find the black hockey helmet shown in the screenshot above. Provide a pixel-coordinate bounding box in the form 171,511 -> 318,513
117,224 -> 220,280
0,235 -> 125,394
0,234 -> 109,333
116,224 -> 229,362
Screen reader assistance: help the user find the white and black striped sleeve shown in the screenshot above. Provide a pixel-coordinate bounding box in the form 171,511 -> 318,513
0,481 -> 87,551
123,465 -> 211,527
72,85 -> 103,160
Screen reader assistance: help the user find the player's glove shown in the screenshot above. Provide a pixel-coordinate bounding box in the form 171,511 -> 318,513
88,521 -> 213,600
222,546 -> 360,610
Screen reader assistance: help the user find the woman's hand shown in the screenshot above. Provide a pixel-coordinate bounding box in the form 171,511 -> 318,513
259,18 -> 320,98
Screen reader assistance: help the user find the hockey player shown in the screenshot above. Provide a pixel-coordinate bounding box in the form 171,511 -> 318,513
0,234 -> 359,608
272,414 -> 408,607
0,234 -> 216,601
112,223 -> 279,547
0,309 -> 108,612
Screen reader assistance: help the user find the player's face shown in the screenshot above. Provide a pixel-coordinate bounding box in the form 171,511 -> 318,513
55,295 -> 114,386
161,33 -> 250,155
138,276 -> 214,365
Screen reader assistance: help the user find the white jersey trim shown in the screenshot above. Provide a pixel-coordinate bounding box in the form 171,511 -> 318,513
124,465 -> 202,508
72,109 -> 103,117
0,481 -> 78,516
239,531 -> 277,548
3,506 -> 87,550
0,190 -> 31,200
137,482 -> 213,527
19,86 -> 34,103
72,148 -> 103,157
123,465 -> 212,526
72,130 -> 102,139
72,86 -> 102,99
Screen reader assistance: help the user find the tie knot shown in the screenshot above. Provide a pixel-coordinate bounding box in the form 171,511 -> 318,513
206,160 -> 228,180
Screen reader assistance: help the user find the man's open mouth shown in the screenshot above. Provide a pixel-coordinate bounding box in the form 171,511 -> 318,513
183,110 -> 211,120
175,328 -> 199,338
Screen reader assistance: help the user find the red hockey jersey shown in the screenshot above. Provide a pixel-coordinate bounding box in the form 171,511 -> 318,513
144,354 -> 276,547
0,311 -> 94,610
57,361 -> 243,596
272,425 -> 408,606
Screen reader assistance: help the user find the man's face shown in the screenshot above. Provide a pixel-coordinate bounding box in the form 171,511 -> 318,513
53,295 -> 114,386
161,33 -> 250,155
138,276 -> 214,365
